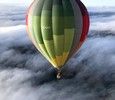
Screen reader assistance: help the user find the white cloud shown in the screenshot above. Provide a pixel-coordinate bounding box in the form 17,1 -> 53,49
0,0 -> 33,6
91,20 -> 115,32
81,0 -> 115,7
0,25 -> 115,100
0,5 -> 115,100
0,5 -> 26,27
0,25 -> 25,33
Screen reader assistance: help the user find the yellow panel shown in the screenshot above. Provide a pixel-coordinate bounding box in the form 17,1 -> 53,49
51,58 -> 58,68
56,55 -> 63,67
61,52 -> 69,66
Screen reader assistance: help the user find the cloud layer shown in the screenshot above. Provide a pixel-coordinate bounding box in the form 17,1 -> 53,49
0,5 -> 115,100
0,5 -> 26,27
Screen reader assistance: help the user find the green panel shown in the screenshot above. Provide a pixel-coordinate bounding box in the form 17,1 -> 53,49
52,6 -> 63,16
52,0 -> 64,57
63,0 -> 75,53
41,16 -> 53,40
52,1 -> 64,35
41,0 -> 53,40
53,35 -> 64,56
33,16 -> 43,44
42,0 -> 53,10
63,0 -> 75,28
52,17 -> 64,35
64,17 -> 75,28
53,0 -> 62,5
62,0 -> 74,16
44,40 -> 56,58
41,10 -> 52,16
64,29 -> 74,52
33,0 -> 45,16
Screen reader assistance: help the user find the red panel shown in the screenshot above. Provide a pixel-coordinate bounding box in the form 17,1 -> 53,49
76,0 -> 90,42
26,15 -> 28,25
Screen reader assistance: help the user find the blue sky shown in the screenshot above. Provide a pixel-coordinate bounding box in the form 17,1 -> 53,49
0,0 -> 115,7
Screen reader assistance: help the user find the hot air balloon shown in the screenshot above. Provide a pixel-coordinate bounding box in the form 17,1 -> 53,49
26,0 -> 90,78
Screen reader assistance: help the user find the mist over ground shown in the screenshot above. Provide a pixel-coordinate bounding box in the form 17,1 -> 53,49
0,5 -> 115,100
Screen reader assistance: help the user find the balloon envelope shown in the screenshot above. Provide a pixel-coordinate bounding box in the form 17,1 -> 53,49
26,0 -> 90,69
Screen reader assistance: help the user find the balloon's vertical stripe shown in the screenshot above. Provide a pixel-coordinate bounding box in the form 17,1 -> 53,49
41,0 -> 58,67
52,0 -> 64,67
67,0 -> 83,59
62,0 -> 75,65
